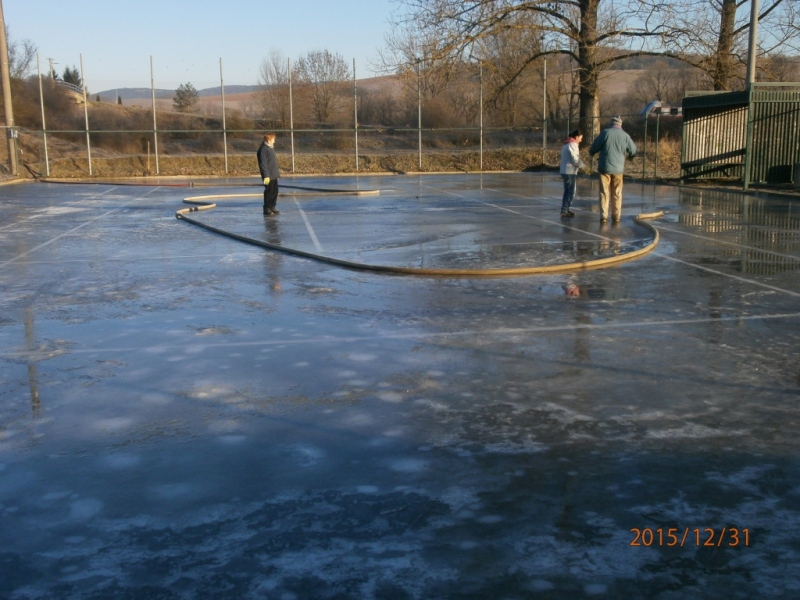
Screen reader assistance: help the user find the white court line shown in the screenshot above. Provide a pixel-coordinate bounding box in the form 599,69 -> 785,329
292,197 -> 324,252
7,254 -> 251,265
423,184 -> 624,243
58,311 -> 800,355
653,223 -> 800,262
0,187 -> 159,270
653,253 -> 800,298
0,187 -> 120,232
430,184 -> 800,299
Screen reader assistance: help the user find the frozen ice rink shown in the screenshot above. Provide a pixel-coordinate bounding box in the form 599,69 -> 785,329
1,173 -> 799,598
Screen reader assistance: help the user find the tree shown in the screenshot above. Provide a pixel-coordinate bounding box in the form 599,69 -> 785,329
668,0 -> 800,90
385,0 -> 686,136
173,82 -> 199,112
295,50 -> 351,124
6,27 -> 36,79
256,49 -> 291,125
62,65 -> 82,88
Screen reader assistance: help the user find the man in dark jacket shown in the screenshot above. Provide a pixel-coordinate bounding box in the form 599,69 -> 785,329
589,116 -> 637,224
257,133 -> 281,216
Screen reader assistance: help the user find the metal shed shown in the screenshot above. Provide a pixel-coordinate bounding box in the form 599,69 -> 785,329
681,83 -> 800,190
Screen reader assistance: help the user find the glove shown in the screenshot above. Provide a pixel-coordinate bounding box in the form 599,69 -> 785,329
263,177 -> 270,185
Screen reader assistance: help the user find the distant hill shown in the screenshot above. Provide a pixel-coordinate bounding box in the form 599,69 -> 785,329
94,85 -> 260,102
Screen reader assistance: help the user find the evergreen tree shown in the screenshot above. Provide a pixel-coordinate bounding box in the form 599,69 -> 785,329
62,65 -> 82,88
173,82 -> 199,112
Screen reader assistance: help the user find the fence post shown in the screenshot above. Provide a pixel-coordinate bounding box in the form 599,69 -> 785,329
36,54 -> 50,176
654,111 -> 660,179
642,111 -> 648,179
288,58 -> 295,173
479,60 -> 483,171
417,60 -> 422,171
150,56 -> 160,175
542,57 -> 547,166
353,58 -> 358,172
80,54 -> 92,176
220,58 -> 228,174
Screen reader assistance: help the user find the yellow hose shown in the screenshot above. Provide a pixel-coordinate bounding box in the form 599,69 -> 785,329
176,191 -> 664,277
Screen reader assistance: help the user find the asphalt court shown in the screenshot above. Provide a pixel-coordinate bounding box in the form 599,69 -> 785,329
0,173 -> 799,599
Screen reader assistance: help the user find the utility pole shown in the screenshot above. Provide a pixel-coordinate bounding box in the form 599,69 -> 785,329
0,0 -> 18,175
746,0 -> 760,88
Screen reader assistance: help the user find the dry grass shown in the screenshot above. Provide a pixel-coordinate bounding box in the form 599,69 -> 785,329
24,140 -> 682,181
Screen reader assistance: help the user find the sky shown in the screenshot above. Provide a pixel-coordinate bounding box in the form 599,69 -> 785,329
5,0 -> 399,93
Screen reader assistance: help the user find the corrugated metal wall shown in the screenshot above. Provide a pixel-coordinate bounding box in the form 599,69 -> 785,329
681,85 -> 800,187
681,91 -> 748,181
749,88 -> 800,184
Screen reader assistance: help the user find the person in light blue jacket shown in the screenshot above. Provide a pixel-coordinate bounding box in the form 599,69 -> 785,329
589,116 -> 637,223
559,129 -> 585,218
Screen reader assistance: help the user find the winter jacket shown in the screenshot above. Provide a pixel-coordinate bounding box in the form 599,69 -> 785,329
257,142 -> 280,180
559,138 -> 585,175
588,126 -> 637,174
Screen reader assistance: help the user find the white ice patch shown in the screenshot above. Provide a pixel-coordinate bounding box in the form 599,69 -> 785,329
221,252 -> 262,264
389,458 -> 427,473
91,417 -> 134,433
347,353 -> 377,362
377,392 -> 404,403
281,444 -> 326,467
141,393 -> 171,405
413,398 -> 449,411
42,491 -> 71,501
646,424 -> 745,439
69,498 -> 103,520
31,207 -> 87,218
337,370 -> 358,378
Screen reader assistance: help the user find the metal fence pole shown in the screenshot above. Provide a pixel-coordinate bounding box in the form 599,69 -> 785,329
150,56 -> 160,175
417,60 -> 422,171
542,57 -> 547,166
220,58 -> 228,174
479,60 -> 483,171
80,54 -> 92,176
36,54 -> 50,176
288,58 -> 295,173
353,58 -> 358,172
654,111 -> 660,179
642,112 -> 648,179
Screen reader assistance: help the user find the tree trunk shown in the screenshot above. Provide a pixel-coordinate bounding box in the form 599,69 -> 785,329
713,0 -> 738,90
578,0 -> 601,138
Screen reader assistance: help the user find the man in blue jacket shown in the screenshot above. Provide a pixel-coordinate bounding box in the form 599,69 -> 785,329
589,116 -> 637,224
257,133 -> 281,216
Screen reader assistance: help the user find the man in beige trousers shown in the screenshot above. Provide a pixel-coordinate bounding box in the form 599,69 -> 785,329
589,116 -> 638,224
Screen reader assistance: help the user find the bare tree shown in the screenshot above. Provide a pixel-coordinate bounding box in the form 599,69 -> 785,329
294,50 -> 351,124
383,0 -> 683,136
6,26 -> 36,79
256,48 -> 291,126
667,0 -> 800,90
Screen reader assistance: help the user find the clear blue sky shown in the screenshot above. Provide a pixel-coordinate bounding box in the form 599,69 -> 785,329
5,0 -> 399,92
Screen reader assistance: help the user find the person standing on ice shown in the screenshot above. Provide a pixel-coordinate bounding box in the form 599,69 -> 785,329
559,129 -> 585,218
589,115 -> 637,224
257,133 -> 281,216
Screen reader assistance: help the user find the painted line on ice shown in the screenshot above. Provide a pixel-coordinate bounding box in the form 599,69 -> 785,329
654,223 -> 800,262
0,188 -> 160,270
64,311 -> 800,354
293,198 -> 324,252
